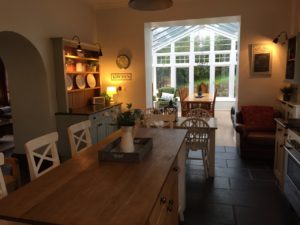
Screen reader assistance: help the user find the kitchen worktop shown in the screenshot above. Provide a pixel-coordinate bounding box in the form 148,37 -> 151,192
55,103 -> 122,115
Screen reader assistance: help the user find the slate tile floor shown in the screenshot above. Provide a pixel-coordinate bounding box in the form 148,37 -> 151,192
181,146 -> 300,225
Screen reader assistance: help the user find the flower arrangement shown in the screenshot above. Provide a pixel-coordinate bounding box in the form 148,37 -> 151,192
280,85 -> 294,101
117,103 -> 141,126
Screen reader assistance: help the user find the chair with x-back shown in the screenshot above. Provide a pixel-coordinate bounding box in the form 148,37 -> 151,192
180,118 -> 210,178
0,153 -> 7,199
68,120 -> 92,157
25,132 -> 60,181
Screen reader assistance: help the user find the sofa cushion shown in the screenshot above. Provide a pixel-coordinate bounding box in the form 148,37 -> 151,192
246,131 -> 275,146
241,106 -> 275,131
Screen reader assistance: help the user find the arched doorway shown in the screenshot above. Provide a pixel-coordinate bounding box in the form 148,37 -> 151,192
0,31 -> 54,154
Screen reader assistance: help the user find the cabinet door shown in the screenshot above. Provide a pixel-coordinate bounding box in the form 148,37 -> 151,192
274,123 -> 286,189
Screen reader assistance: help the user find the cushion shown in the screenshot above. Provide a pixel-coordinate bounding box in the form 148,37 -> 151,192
241,106 -> 275,131
161,92 -> 174,101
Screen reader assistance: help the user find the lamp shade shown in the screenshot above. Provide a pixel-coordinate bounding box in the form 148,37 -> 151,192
107,86 -> 117,97
128,0 -> 173,10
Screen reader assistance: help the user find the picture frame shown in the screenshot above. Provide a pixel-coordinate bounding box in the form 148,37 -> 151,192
251,44 -> 272,76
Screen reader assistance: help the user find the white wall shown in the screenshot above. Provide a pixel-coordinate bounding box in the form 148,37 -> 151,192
0,0 -> 97,153
96,0 -> 291,110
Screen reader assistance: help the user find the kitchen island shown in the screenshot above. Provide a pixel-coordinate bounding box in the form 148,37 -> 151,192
0,128 -> 186,225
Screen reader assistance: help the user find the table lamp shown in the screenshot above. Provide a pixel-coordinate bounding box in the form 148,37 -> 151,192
107,86 -> 117,103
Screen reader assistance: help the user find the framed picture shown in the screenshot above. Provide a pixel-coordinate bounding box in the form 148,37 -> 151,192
251,44 -> 272,76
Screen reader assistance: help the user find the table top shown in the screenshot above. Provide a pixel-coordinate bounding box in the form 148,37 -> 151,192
0,128 -> 186,225
184,93 -> 214,103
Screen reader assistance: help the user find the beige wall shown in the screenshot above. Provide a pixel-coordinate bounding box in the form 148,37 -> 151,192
96,0 -> 291,110
0,0 -> 97,153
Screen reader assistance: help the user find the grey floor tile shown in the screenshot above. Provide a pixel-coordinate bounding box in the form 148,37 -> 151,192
215,167 -> 251,179
215,152 -> 239,160
230,177 -> 278,191
216,146 -> 226,153
226,159 -> 269,169
249,168 -> 276,181
225,146 -> 237,153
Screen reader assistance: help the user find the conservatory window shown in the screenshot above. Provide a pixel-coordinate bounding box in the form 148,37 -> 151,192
214,34 -> 231,50
215,66 -> 229,97
176,67 -> 189,89
176,55 -> 189,63
157,56 -> 170,64
175,37 -> 190,52
195,54 -> 209,64
156,67 -> 171,89
194,66 -> 209,93
215,54 -> 230,62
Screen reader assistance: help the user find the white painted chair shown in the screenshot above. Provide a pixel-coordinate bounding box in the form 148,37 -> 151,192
0,153 -> 7,199
25,132 -> 60,181
68,120 -> 92,157
143,108 -> 175,128
180,118 -> 210,178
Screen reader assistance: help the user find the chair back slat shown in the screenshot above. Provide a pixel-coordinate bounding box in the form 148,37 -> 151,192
68,120 -> 92,157
25,132 -> 60,181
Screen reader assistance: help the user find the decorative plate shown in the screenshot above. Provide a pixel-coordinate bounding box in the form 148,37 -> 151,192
116,55 -> 130,69
86,73 -> 96,88
75,74 -> 86,89
66,75 -> 73,91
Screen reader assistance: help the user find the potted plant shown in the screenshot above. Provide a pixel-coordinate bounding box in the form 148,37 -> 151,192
117,103 -> 138,152
280,86 -> 294,101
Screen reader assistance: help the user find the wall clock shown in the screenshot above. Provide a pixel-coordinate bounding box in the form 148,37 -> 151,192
116,55 -> 130,69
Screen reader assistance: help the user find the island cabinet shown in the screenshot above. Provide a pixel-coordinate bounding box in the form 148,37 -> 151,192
56,104 -> 121,161
148,161 -> 179,225
274,119 -> 287,190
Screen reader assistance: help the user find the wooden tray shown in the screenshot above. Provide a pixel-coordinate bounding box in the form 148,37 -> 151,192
98,137 -> 153,162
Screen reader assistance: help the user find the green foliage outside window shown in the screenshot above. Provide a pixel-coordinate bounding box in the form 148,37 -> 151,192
194,35 -> 210,51
194,66 -> 209,93
156,67 -> 171,89
157,45 -> 171,53
176,67 -> 189,89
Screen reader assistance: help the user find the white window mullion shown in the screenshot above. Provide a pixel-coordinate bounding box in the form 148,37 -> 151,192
229,40 -> 236,98
209,31 -> 215,94
170,43 -> 176,88
189,33 -> 194,95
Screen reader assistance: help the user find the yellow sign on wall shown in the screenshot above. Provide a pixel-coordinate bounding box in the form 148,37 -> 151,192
111,73 -> 132,81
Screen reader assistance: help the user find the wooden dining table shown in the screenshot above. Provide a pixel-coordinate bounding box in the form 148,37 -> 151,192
184,93 -> 215,110
0,128 -> 187,225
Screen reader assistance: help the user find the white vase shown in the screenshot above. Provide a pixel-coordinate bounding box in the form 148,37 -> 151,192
120,126 -> 135,153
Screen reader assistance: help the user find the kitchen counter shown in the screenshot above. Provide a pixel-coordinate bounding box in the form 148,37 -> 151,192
56,103 -> 122,115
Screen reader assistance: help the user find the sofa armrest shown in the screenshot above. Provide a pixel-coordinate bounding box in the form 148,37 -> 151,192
235,123 -> 248,137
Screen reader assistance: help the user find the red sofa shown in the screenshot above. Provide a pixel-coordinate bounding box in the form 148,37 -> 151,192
235,105 -> 281,160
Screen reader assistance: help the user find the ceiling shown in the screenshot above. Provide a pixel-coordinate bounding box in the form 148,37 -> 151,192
80,0 -> 193,10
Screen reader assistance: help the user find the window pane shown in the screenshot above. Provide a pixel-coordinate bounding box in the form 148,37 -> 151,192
195,54 -> 209,64
176,55 -> 189,63
156,67 -> 171,89
215,54 -> 230,62
157,45 -> 171,53
215,66 -> 229,97
194,66 -> 209,93
176,67 -> 189,89
194,35 -> 210,51
175,36 -> 190,52
214,34 -> 231,51
157,56 -> 170,64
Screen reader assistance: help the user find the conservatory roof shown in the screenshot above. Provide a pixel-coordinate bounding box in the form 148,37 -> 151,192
152,22 -> 239,51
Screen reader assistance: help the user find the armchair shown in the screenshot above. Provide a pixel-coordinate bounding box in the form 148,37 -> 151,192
156,87 -> 177,108
235,105 -> 281,160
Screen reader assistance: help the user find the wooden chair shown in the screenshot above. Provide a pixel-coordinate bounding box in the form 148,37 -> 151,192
25,132 -> 60,181
180,118 -> 210,178
209,88 -> 217,117
0,153 -> 7,199
178,87 -> 189,116
199,82 -> 208,93
68,120 -> 92,157
187,108 -> 211,119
